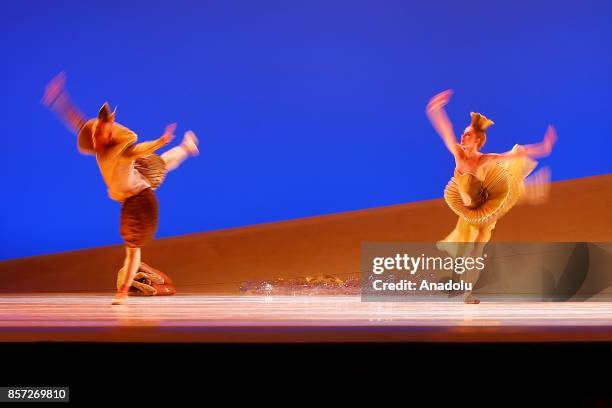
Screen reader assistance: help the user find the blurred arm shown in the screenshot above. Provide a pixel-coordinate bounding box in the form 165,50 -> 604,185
485,126 -> 557,163
122,124 -> 176,159
42,72 -> 87,133
122,138 -> 167,159
426,90 -> 459,157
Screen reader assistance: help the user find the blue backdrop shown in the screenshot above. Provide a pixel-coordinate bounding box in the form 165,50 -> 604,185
1,0 -> 611,259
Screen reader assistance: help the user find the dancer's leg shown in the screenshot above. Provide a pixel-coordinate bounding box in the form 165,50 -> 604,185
161,131 -> 199,171
116,267 -> 126,291
112,247 -> 141,305
160,146 -> 188,171
473,224 -> 493,258
463,224 -> 494,304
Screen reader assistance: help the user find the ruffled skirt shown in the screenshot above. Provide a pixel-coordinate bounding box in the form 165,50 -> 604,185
440,145 -> 537,245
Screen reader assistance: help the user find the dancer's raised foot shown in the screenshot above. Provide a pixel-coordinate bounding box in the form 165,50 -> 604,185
181,130 -> 199,156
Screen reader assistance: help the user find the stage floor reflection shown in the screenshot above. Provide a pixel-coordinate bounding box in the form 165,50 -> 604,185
1,294 -> 612,343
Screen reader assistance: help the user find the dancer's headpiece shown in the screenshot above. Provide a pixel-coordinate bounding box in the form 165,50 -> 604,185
469,112 -> 494,148
76,102 -> 117,154
97,102 -> 116,122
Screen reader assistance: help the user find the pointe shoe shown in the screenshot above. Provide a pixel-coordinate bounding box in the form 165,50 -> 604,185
181,130 -> 199,156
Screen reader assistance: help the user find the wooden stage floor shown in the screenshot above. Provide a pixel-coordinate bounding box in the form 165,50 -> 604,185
1,293 -> 612,343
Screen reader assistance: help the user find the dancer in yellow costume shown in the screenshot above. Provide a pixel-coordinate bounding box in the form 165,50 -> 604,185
426,89 -> 557,303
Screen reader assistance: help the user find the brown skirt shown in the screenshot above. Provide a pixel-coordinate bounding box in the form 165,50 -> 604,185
120,188 -> 159,248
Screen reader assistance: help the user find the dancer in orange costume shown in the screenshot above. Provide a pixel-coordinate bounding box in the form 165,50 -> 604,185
426,89 -> 557,303
43,73 -> 199,304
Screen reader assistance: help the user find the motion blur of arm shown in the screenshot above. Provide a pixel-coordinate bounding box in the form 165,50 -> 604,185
426,89 -> 460,157
42,72 -> 87,133
487,125 -> 557,163
122,123 -> 176,159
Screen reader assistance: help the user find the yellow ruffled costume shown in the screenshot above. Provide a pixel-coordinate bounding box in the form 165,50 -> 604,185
439,114 -> 537,255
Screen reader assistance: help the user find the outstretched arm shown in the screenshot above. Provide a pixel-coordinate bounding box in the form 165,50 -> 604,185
485,125 -> 557,163
426,89 -> 459,157
122,124 -> 176,159
42,72 -> 87,133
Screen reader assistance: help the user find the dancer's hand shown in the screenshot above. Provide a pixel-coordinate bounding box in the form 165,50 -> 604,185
426,89 -> 453,113
42,72 -> 66,107
542,125 -> 557,155
161,123 -> 176,144
513,125 -> 558,160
